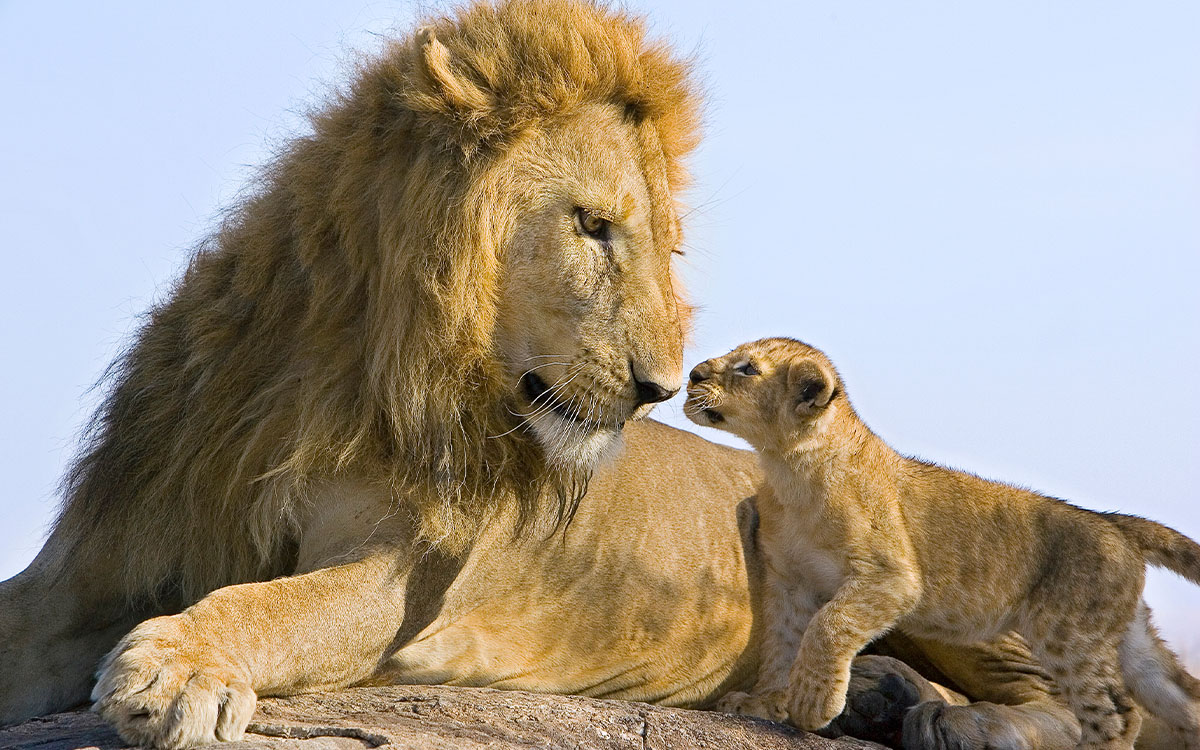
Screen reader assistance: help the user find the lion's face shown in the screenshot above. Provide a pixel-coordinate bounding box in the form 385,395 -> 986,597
494,103 -> 686,472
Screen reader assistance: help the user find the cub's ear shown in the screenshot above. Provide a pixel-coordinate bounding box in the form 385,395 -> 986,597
786,359 -> 836,414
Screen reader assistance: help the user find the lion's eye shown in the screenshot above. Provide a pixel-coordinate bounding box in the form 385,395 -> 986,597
734,361 -> 759,377
574,207 -> 612,243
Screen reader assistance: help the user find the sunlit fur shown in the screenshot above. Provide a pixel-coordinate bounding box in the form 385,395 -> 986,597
51,0 -> 700,604
687,338 -> 1200,749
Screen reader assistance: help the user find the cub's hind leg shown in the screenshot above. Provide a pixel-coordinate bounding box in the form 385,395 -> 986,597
1035,640 -> 1141,750
1118,600 -> 1200,749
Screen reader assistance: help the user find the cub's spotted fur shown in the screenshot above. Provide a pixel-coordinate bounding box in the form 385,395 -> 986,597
685,337 -> 1200,750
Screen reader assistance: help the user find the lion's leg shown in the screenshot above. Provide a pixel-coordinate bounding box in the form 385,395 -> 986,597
898,633 -> 1082,750
0,534 -> 155,725
715,571 -> 810,722
92,548 -> 414,749
91,481 -> 427,750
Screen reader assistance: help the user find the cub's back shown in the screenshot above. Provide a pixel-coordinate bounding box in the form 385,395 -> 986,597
896,459 -> 1069,621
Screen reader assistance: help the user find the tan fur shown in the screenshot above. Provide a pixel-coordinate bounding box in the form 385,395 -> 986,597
686,337 -> 1200,750
2,2 -> 697,745
0,4 -> 1153,750
48,0 -> 699,603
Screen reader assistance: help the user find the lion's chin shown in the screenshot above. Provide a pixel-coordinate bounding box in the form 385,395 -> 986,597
527,414 -> 625,474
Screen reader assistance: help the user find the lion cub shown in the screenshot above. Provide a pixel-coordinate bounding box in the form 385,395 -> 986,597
684,337 -> 1200,750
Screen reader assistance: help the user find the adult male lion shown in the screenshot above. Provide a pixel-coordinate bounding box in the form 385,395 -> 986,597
0,2 -> 1132,749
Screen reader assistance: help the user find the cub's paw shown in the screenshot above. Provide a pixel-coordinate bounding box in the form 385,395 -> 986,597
788,669 -> 850,732
715,689 -> 790,722
91,615 -> 256,750
715,690 -> 753,714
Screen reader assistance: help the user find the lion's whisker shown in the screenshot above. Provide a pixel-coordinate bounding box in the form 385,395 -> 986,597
504,365 -> 586,423
519,353 -> 575,363
529,367 -> 584,408
514,361 -> 575,386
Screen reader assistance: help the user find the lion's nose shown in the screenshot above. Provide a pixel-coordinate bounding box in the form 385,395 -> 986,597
638,380 -> 676,406
633,377 -> 677,406
630,362 -> 679,406
689,362 -> 713,384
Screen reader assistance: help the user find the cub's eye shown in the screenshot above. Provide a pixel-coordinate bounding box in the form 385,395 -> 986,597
734,361 -> 759,377
574,207 -> 612,243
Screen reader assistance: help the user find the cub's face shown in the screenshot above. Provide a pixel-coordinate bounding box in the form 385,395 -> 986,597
494,102 -> 687,472
684,338 -> 840,452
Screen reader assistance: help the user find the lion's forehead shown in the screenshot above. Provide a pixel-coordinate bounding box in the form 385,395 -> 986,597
558,106 -> 682,251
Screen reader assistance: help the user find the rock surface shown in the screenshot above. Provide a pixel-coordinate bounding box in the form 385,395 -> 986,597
0,685 -> 886,750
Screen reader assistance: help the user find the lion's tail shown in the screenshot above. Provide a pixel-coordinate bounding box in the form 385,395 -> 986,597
1106,512 -> 1200,586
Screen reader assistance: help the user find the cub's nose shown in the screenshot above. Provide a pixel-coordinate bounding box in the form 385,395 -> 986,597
633,376 -> 678,407
689,362 -> 713,384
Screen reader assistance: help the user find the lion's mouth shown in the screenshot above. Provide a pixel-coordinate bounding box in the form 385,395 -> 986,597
521,371 -> 617,430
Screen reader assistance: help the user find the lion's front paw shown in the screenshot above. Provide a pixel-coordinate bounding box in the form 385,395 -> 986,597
901,701 -> 992,750
91,615 -> 256,749
825,656 -> 924,746
788,669 -> 850,732
715,689 -> 790,722
902,699 -> 1082,750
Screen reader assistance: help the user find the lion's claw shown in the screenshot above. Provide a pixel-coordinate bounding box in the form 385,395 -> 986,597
91,615 -> 256,749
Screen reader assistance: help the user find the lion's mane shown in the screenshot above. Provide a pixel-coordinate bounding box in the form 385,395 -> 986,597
55,0 -> 700,603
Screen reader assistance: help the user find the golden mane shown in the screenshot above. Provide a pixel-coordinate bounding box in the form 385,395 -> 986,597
53,0 -> 700,603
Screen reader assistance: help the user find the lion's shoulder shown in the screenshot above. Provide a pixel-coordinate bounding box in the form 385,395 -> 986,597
600,419 -> 761,501
624,419 -> 752,462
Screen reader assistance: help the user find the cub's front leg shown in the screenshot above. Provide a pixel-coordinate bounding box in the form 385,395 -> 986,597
788,566 -> 920,732
717,570 -> 813,723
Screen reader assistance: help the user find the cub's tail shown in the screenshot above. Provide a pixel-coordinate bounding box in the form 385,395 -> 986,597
1105,512 -> 1200,586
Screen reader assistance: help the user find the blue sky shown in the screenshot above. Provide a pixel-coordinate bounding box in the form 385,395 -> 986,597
2,2 -> 1197,654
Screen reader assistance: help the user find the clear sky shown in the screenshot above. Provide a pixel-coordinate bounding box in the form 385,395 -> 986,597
1,2 -> 1197,655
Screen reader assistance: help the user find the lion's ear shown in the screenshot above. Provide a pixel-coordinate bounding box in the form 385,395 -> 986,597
418,29 -> 495,127
786,359 -> 836,414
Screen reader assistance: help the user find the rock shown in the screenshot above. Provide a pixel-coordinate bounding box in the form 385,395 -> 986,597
0,685 -> 887,749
